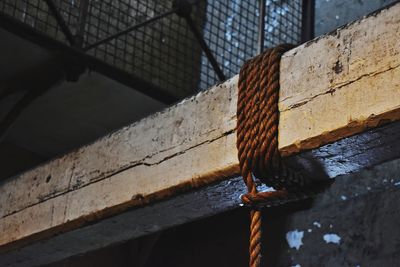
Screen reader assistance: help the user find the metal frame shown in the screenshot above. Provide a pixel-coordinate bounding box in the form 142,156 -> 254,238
0,12 -> 180,104
1,0 -> 313,102
172,0 -> 226,81
257,0 -> 315,52
82,0 -> 226,81
0,0 -> 313,163
83,8 -> 179,52
43,0 -> 76,46
301,0 -> 315,43
0,0 -> 229,104
258,0 -> 266,54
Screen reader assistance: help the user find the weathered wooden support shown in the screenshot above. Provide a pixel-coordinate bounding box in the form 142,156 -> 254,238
0,2 -> 399,266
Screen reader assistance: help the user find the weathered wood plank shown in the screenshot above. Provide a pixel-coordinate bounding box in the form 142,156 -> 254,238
279,4 -> 400,155
0,2 -> 399,265
1,122 -> 400,267
0,77 -> 240,251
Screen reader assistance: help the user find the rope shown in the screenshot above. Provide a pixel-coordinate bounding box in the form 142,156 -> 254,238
237,44 -> 309,267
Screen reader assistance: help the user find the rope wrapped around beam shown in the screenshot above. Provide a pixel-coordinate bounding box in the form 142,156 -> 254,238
237,44 -> 313,267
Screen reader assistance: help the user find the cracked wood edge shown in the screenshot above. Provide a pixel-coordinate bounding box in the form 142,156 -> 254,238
279,3 -> 400,155
0,1 -> 400,253
2,120 -> 400,267
0,78 -> 238,220
0,77 -> 240,250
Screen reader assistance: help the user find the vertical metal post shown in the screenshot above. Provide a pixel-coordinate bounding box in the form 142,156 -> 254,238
301,0 -> 315,43
258,0 -> 266,54
76,0 -> 90,48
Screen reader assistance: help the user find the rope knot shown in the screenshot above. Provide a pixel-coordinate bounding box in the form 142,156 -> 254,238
241,190 -> 288,209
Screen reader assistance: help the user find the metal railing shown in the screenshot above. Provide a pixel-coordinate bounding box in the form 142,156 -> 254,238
0,0 -> 312,103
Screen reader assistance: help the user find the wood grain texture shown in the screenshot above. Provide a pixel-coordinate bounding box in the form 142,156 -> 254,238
0,77 -> 239,249
279,4 -> 400,155
1,121 -> 400,267
0,2 -> 399,262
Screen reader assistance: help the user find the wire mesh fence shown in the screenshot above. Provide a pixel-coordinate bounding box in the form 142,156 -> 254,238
1,0 -> 304,100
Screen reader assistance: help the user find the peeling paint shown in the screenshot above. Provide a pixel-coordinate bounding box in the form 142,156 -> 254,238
313,221 -> 321,228
323,233 -> 341,244
286,230 -> 304,250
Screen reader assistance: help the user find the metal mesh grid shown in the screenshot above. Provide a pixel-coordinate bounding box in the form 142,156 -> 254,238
0,0 -> 303,99
1,0 -> 80,42
84,0 -> 206,97
200,1 -> 259,90
264,0 -> 303,48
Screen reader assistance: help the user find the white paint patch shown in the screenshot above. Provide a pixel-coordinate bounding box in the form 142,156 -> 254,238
308,229 -> 312,233
340,195 -> 347,200
257,183 -> 275,192
394,181 -> 400,186
313,221 -> 321,228
292,264 -> 301,267
286,230 -> 304,250
323,233 -> 341,244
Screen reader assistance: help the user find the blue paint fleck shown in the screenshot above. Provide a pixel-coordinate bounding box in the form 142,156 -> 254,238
286,230 -> 304,250
323,233 -> 341,245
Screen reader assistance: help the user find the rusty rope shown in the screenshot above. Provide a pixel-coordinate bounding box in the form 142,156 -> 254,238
237,44 -> 312,267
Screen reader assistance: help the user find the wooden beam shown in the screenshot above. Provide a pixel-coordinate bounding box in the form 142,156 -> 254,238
1,2 -> 400,266
2,121 -> 400,267
279,5 -> 400,156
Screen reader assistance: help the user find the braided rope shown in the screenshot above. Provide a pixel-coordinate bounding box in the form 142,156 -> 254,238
237,44 -> 300,267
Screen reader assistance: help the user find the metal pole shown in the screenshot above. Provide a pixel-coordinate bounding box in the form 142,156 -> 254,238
301,0 -> 315,43
75,0 -> 90,48
258,0 -> 266,54
83,8 -> 178,51
43,0 -> 76,46
184,15 -> 226,82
